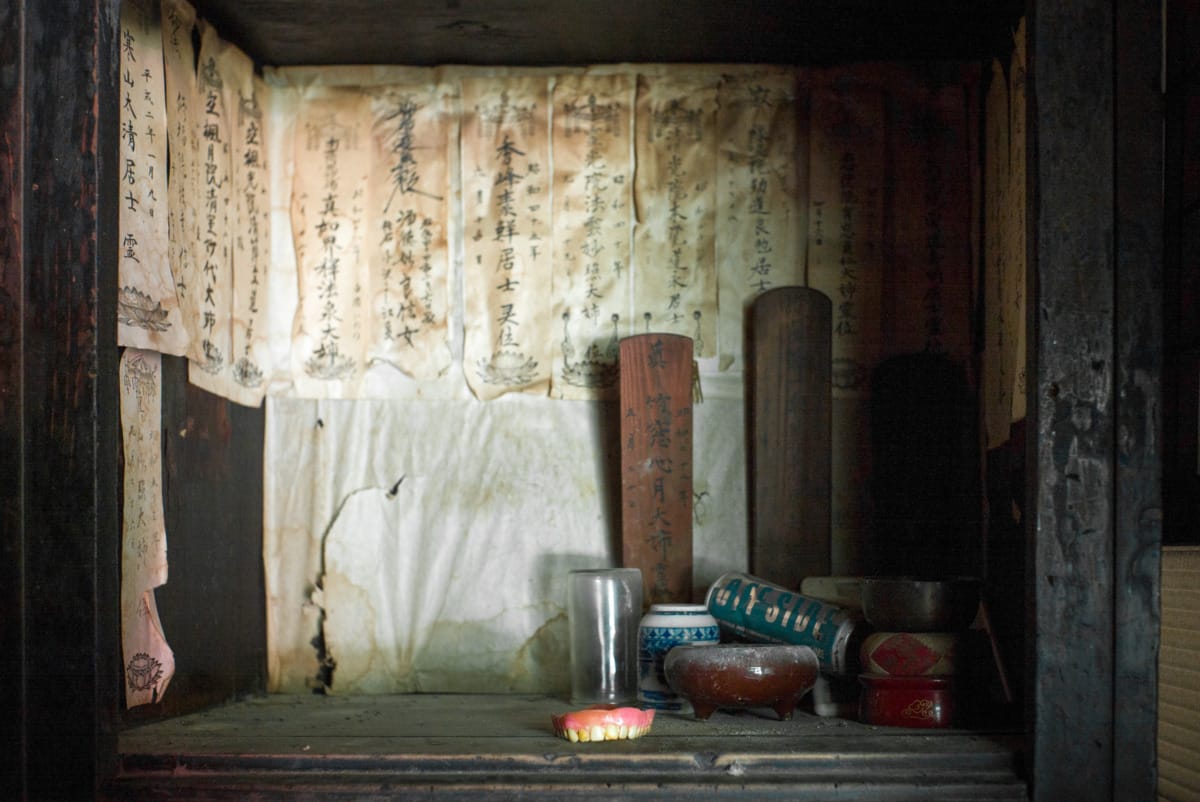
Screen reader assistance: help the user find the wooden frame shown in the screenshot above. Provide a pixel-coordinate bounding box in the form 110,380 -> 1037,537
1027,0 -> 1161,797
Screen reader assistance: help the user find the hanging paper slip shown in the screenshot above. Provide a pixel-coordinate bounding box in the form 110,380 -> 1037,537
120,349 -> 175,707
290,89 -> 372,398
550,72 -> 636,400
461,76 -> 554,400
160,0 -> 204,363
886,75 -> 975,365
807,80 -> 886,397
118,0 -> 189,356
185,23 -> 235,396
219,39 -> 272,406
715,67 -> 801,372
632,73 -> 719,357
365,82 -> 455,380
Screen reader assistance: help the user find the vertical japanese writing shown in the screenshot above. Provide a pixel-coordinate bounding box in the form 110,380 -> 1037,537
241,96 -> 262,352
886,80 -> 973,367
121,352 -> 164,575
836,151 -> 858,342
120,348 -> 175,709
808,85 -> 885,399
566,93 -> 623,318
620,334 -> 694,605
117,0 -> 186,353
461,77 -> 553,399
309,130 -> 349,377
229,61 -> 269,394
652,100 -> 704,328
731,79 -> 783,295
291,93 -> 371,396
633,76 -> 718,356
366,84 -> 451,380
551,74 -> 634,399
494,134 -> 525,349
715,69 -> 801,373
162,0 -> 198,346
197,54 -> 225,371
378,97 -> 425,348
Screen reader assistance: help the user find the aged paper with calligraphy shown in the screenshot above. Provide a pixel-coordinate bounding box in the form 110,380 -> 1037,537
365,82 -> 455,380
290,88 -> 372,398
160,0 -> 205,363
807,79 -> 886,396
633,72 -> 719,357
220,41 -> 272,406
886,73 -> 975,365
186,24 -> 237,398
118,0 -> 188,356
807,76 -> 886,575
461,75 -> 554,400
716,67 -> 801,372
550,72 -> 636,400
120,349 -> 175,707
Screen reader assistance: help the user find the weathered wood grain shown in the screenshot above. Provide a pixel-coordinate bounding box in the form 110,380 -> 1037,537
10,0 -> 123,797
748,286 -> 831,588
1113,0 -> 1163,797
620,333 -> 694,605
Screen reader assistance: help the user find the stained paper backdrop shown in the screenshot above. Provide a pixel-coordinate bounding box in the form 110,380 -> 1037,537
258,64 -> 989,695
119,8 -> 998,696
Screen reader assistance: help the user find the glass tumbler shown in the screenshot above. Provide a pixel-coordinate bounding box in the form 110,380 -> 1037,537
567,567 -> 642,705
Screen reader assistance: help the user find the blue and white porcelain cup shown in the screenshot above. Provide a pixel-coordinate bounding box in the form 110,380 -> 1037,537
637,603 -> 720,711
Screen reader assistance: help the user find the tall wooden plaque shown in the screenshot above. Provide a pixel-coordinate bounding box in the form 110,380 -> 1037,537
619,333 -> 694,606
749,286 -> 832,588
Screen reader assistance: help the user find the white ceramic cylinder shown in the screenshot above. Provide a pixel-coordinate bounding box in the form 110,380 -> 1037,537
637,603 -> 720,710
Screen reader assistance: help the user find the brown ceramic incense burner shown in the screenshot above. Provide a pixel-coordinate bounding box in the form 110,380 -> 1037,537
663,643 -> 820,720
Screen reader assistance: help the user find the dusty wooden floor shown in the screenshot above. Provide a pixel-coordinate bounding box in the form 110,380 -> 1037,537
109,694 -> 1028,800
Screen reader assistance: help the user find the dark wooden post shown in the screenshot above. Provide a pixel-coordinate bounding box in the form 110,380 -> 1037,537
0,0 -> 123,798
1112,0 -> 1163,797
0,0 -> 26,792
1027,0 -> 1161,798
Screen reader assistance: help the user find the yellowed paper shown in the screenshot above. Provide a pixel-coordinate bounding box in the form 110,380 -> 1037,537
461,76 -> 554,400
118,0 -> 189,356
716,67 -> 801,372
1009,21 -> 1028,424
290,89 -> 372,397
222,43 -> 272,406
161,0 -> 205,363
264,80 -> 301,395
886,77 -> 975,365
983,60 -> 1012,449
633,72 -> 719,356
262,392 -> 748,694
807,81 -> 886,397
120,349 -> 175,707
550,72 -> 636,400
365,83 -> 455,380
185,24 -> 235,397
807,78 -> 886,575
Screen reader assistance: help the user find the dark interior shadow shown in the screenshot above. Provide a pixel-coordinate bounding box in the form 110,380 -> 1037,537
867,352 -> 980,578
